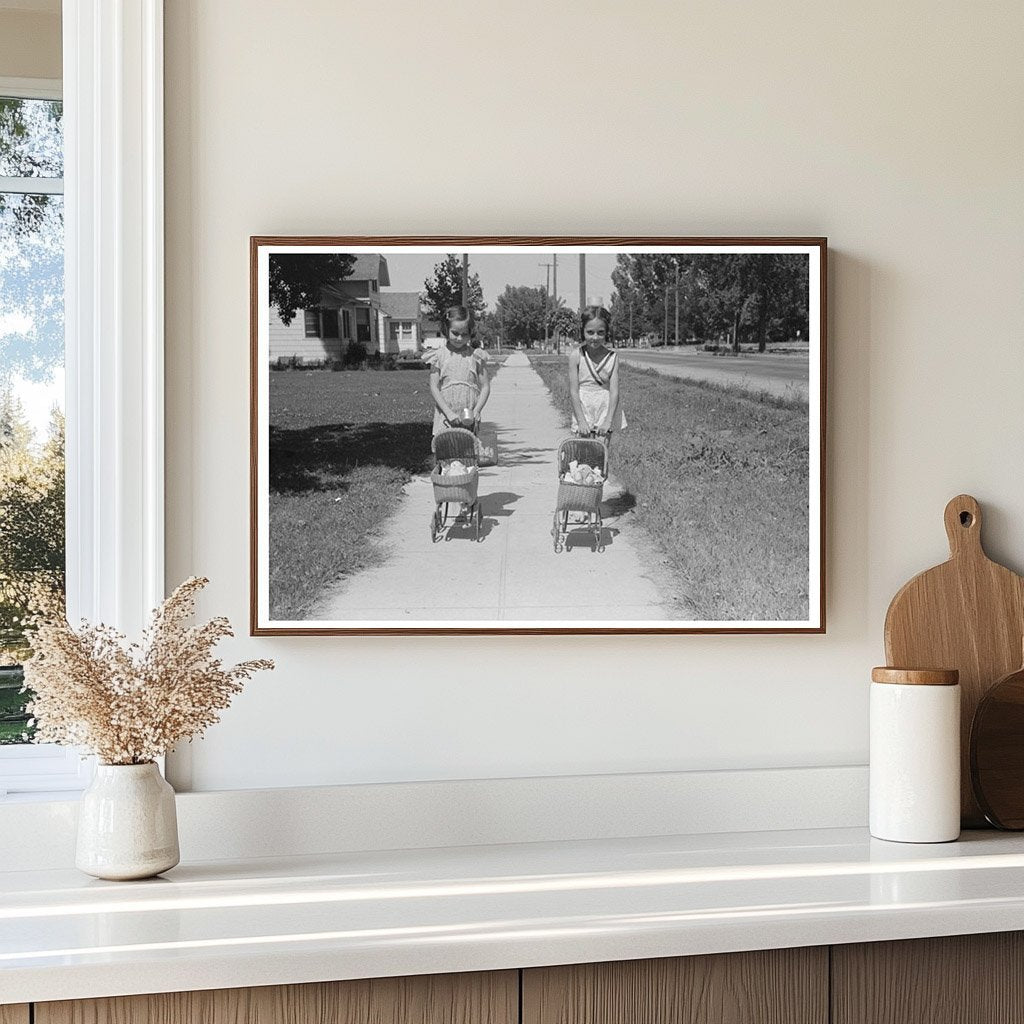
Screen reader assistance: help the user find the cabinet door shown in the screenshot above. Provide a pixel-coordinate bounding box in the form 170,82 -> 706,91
832,932 -> 1024,1024
0,1007 -> 30,1024
36,970 -> 518,1024
523,949 -> 828,1024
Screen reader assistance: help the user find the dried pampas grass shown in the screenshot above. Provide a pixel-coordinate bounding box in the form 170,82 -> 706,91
23,577 -> 274,765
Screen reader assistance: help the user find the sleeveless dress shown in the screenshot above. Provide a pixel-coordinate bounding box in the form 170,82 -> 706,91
425,344 -> 488,437
571,346 -> 627,434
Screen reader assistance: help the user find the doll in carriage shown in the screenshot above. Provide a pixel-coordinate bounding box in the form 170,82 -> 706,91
430,424 -> 484,543
552,436 -> 608,553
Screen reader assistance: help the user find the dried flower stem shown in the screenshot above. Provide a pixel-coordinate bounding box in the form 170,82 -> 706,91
23,577 -> 273,765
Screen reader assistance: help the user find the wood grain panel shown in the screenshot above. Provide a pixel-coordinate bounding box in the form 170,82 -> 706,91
833,933 -> 1024,1024
522,948 -> 828,1024
0,1007 -> 30,1024
36,970 -> 518,1024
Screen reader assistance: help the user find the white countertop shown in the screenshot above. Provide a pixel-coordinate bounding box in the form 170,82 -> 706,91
4,826 -> 1024,1004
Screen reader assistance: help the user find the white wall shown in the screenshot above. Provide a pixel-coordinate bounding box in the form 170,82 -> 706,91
164,0 -> 1024,792
0,7 -> 61,80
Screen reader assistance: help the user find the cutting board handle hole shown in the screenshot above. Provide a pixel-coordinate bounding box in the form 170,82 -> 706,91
960,511 -> 974,527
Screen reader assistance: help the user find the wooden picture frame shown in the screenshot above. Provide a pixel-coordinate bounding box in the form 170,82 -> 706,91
251,237 -> 827,635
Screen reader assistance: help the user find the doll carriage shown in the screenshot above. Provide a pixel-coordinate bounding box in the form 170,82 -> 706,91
552,436 -> 608,553
430,425 -> 483,543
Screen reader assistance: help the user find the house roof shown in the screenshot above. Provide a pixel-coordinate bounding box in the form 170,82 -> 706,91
349,253 -> 390,286
378,291 -> 422,320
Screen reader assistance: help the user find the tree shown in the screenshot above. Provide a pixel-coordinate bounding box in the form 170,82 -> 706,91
268,253 -> 356,326
610,252 -> 808,350
493,285 -> 550,347
1,98 -> 65,385
474,309 -> 501,349
549,306 -> 578,347
422,254 -> 485,325
0,396 -> 65,664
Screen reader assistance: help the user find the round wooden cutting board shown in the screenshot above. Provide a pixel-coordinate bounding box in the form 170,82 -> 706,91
970,656 -> 1024,829
884,494 -> 1024,827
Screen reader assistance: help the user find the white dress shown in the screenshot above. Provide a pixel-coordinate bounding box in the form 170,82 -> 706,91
571,346 -> 627,433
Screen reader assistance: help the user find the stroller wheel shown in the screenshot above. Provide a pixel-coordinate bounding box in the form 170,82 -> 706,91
595,513 -> 605,553
475,504 -> 484,542
430,508 -> 441,543
552,511 -> 563,553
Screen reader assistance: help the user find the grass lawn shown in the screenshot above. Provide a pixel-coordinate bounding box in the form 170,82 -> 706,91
529,354 -> 810,622
269,369 -> 434,619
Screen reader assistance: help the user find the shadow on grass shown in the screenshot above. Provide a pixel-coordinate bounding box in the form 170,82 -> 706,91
270,421 -> 433,492
602,491 -> 637,517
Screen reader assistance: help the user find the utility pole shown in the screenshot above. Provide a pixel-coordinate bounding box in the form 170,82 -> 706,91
663,283 -> 669,347
539,261 -> 553,347
552,254 -> 558,351
674,259 -> 680,346
461,253 -> 469,306
578,254 -> 586,310
628,298 -> 634,347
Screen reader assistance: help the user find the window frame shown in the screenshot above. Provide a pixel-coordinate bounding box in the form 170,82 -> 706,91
0,0 -> 165,797
0,76 -> 86,796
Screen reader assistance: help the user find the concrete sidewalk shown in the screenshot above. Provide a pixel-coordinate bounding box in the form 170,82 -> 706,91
314,351 -> 673,622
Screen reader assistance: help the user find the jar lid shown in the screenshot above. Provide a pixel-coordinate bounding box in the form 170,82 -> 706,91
871,667 -> 959,686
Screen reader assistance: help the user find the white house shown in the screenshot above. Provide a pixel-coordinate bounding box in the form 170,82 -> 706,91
268,253 -> 390,363
420,318 -> 445,351
376,291 -> 424,354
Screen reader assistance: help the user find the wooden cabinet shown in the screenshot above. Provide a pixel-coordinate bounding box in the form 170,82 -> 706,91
34,971 -> 518,1024
832,932 -> 1024,1024
522,948 -> 828,1024
13,933 -> 1024,1024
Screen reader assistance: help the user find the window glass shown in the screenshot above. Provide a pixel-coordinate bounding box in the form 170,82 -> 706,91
303,309 -> 320,338
0,98 -> 63,178
0,97 -> 65,745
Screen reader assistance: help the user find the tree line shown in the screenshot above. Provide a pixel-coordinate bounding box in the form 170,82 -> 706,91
610,253 -> 809,351
0,394 -> 64,666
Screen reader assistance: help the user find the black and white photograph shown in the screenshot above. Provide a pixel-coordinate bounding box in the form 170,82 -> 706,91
251,238 -> 825,634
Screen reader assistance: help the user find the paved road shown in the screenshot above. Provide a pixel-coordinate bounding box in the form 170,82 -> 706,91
618,347 -> 809,401
314,351 -> 680,624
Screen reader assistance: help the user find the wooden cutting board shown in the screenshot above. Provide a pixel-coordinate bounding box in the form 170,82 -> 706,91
884,494 -> 1024,826
970,650 -> 1024,829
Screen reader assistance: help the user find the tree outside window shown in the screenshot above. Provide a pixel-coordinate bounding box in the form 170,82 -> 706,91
0,94 -> 65,744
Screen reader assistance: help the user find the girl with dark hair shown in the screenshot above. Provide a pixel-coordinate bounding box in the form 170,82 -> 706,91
426,305 -> 491,441
568,305 -> 627,440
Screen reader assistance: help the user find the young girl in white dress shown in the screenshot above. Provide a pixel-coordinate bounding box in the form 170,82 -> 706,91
426,305 -> 491,443
567,305 -> 627,441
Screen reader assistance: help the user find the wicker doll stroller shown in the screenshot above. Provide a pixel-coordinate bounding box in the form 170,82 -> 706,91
552,436 -> 608,553
430,426 -> 483,543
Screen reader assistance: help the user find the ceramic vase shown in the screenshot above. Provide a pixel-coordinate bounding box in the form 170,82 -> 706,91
76,762 -> 180,880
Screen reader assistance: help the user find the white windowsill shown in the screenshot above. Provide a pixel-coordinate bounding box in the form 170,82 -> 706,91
3,825 -> 1023,1005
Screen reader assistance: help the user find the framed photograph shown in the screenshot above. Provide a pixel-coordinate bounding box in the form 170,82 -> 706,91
250,236 -> 826,635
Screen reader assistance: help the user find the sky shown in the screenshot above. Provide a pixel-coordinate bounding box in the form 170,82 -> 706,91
380,252 -> 620,311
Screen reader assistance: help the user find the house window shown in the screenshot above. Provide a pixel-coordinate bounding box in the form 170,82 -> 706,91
389,321 -> 413,342
322,310 -> 339,339
0,91 -> 65,750
371,280 -> 378,293
303,309 -> 320,338
341,309 -> 351,338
